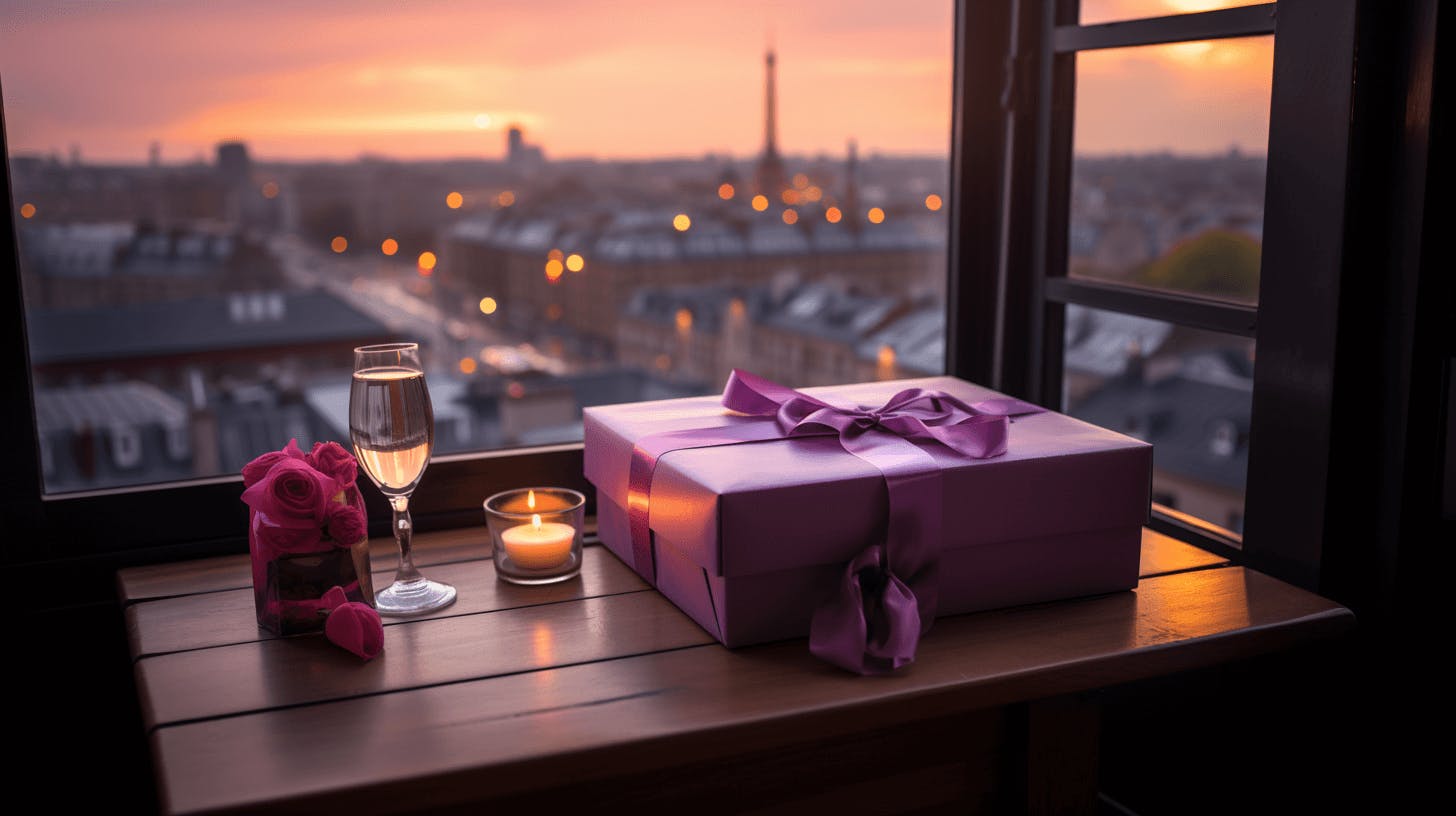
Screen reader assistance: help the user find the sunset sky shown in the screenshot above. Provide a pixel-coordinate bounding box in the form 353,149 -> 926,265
1,0 -> 1270,163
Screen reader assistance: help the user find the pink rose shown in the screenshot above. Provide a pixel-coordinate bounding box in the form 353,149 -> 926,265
307,441 -> 358,490
254,517 -> 324,555
325,500 -> 367,546
241,439 -> 306,487
241,457 -> 334,529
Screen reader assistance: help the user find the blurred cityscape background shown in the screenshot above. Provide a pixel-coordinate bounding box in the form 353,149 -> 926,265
3,1 -> 1265,532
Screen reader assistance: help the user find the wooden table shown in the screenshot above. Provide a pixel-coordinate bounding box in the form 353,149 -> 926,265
121,528 -> 1350,814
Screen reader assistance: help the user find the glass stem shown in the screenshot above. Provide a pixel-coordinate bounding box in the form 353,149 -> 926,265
391,495 -> 422,585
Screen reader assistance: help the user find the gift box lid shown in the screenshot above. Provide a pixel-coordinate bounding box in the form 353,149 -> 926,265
584,376 -> 1151,578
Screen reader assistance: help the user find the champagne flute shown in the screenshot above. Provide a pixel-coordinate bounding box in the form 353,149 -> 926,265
349,342 -> 456,615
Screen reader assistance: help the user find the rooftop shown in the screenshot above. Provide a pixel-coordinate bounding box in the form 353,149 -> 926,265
28,289 -> 394,366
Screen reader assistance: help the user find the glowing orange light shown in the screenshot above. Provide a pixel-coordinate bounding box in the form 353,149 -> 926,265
527,490 -> 536,511
330,236 -> 348,253
381,238 -> 399,256
261,181 -> 279,199
497,190 -> 516,207
876,345 -> 897,380
545,303 -> 563,320
781,189 -> 800,205
675,308 -> 693,333
825,206 -> 843,224
417,251 -> 438,272
717,183 -> 735,200
878,344 -> 897,369
654,353 -> 672,371
459,356 -> 478,375
446,191 -> 464,209
925,194 -> 943,211
479,296 -> 498,314
565,253 -> 585,273
547,248 -> 564,262
792,173 -> 810,189
729,298 -> 746,319
544,259 -> 564,282
751,195 -> 769,212
507,381 -> 526,399
781,209 -> 799,225
19,202 -> 37,219
673,214 -> 691,232
804,186 -> 823,202
868,207 -> 886,224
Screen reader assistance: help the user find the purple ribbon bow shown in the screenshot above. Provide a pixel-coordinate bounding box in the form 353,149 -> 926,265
626,369 -> 1043,674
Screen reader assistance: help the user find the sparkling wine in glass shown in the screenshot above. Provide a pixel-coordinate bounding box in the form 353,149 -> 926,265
349,342 -> 456,615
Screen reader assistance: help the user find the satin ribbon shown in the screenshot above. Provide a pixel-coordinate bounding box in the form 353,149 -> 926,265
626,370 -> 1043,674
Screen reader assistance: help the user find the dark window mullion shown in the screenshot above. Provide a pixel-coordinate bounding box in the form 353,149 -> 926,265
1054,3 -> 1277,53
1030,0 -> 1080,408
1045,277 -> 1258,337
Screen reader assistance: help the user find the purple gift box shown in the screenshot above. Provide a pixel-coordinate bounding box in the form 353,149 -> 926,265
584,375 -> 1151,654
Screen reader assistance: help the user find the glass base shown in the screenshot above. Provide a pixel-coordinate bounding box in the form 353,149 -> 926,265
497,565 -> 582,586
375,577 -> 456,616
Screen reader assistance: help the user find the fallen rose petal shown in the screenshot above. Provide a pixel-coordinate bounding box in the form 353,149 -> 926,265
325,602 -> 384,659
321,585 -> 349,610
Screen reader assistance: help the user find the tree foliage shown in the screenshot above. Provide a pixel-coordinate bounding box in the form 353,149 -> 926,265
1135,229 -> 1261,300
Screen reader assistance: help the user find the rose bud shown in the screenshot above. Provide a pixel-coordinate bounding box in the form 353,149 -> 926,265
325,501 -> 368,546
307,441 -> 359,491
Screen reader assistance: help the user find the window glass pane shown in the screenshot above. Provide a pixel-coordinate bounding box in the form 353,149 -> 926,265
1069,36 -> 1272,304
1079,1 -> 1266,26
1063,304 -> 1252,533
3,2 -> 953,493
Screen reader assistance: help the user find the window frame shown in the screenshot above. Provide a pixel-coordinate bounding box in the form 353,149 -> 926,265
1,0 -> 1411,605
950,0 -> 1373,586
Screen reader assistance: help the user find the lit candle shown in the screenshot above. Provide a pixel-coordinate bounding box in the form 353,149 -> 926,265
500,513 -> 575,570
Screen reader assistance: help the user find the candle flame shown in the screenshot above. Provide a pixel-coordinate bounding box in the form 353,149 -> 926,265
527,489 -> 536,510
532,513 -> 541,531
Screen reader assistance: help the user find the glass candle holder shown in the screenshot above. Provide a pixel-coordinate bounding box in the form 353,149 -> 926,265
485,487 -> 585,585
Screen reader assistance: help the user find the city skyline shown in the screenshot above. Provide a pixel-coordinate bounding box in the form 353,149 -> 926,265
3,1 -> 1271,163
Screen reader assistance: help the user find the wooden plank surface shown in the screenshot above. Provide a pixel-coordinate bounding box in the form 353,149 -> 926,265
1137,527 -> 1229,577
137,589 -> 714,729
125,546 -> 645,658
125,522 -> 1194,605
117,527 -> 493,603
150,566 -> 1350,815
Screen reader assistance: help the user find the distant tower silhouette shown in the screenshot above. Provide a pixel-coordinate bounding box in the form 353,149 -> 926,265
505,125 -> 544,170
843,139 -> 861,233
754,49 -> 787,197
215,141 -> 252,186
507,126 -> 525,162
